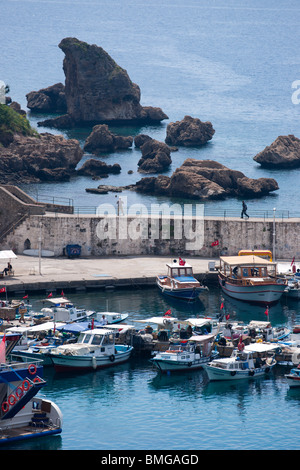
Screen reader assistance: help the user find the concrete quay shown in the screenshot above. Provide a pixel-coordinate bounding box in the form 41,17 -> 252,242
0,255 -> 219,295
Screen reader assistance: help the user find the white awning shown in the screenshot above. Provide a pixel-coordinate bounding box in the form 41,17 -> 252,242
244,343 -> 279,353
188,334 -> 215,343
6,321 -> 66,334
0,250 -> 17,259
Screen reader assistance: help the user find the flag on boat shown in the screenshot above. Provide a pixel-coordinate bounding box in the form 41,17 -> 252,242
179,257 -> 185,266
225,314 -> 230,320
47,292 -> 53,298
164,309 -> 172,316
0,287 -> 6,293
211,240 -> 219,247
291,257 -> 295,266
0,335 -> 5,363
220,302 -> 224,309
264,306 -> 269,317
61,290 -> 65,297
23,294 -> 28,299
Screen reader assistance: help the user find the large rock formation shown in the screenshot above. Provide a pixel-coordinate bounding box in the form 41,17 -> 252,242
134,159 -> 279,200
137,138 -> 172,173
0,132 -> 83,183
165,115 -> 215,146
26,83 -> 67,113
84,124 -> 133,154
254,135 -> 300,168
36,38 -> 168,128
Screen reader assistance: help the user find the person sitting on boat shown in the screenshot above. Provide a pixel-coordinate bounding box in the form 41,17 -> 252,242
99,315 -> 108,326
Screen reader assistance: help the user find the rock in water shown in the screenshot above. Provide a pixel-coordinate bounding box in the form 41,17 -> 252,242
38,38 -> 168,127
134,159 -> 278,200
84,124 -> 133,154
253,135 -> 300,168
165,115 -> 215,146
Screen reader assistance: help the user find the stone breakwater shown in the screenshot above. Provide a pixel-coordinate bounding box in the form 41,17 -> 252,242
2,212 -> 300,260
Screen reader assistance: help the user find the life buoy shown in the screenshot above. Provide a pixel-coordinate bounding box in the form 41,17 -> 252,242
230,371 -> 236,376
249,370 -> 255,376
8,394 -> 16,406
1,401 -> 9,413
28,364 -> 37,375
188,362 -> 192,367
33,376 -> 41,383
22,379 -> 31,391
16,386 -> 24,398
109,355 -> 115,362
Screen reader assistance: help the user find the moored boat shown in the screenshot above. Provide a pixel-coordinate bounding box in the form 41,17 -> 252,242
151,334 -> 218,373
156,259 -> 208,301
284,278 -> 300,300
203,342 -> 277,381
95,312 -> 129,324
218,255 -> 287,305
285,365 -> 300,388
0,335 -> 62,445
36,297 -> 94,323
48,328 -> 133,372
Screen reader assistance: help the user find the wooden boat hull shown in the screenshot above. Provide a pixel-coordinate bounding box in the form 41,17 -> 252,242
156,279 -> 206,301
285,374 -> 300,387
151,355 -> 212,373
50,345 -> 133,372
204,363 -> 275,381
218,276 -> 286,305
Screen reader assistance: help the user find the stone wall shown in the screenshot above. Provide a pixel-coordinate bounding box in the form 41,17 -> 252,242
2,212 -> 300,260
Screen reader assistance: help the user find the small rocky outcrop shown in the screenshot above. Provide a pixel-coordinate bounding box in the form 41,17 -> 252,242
138,138 -> 172,173
165,115 -> 215,147
26,83 -> 67,113
77,159 -> 121,177
0,132 -> 83,183
134,159 -> 279,200
134,134 -> 152,148
84,124 -> 133,154
37,38 -> 168,128
253,135 -> 300,168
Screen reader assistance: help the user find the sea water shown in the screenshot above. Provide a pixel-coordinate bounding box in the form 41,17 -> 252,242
2,0 -> 300,215
3,286 -> 300,451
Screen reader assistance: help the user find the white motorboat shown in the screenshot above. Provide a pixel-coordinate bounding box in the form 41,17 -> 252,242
156,259 -> 208,301
36,297 -> 94,323
203,343 -> 277,381
284,278 -> 300,300
285,366 -> 300,388
218,255 -> 287,305
95,312 -> 129,324
48,328 -> 133,372
151,334 -> 218,373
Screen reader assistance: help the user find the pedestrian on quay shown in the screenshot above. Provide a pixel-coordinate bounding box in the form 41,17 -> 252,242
241,201 -> 249,219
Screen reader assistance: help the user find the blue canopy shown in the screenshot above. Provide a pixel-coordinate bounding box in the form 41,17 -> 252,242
56,321 -> 102,334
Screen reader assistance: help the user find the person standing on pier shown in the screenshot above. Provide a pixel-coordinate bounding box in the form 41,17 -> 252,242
241,201 -> 249,219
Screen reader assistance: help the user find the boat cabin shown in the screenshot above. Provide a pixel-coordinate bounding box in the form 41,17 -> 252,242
219,255 -> 278,282
166,260 -> 195,280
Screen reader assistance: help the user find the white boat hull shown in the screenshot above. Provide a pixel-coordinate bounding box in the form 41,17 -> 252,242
204,363 -> 275,381
50,345 -> 133,372
219,277 -> 286,304
285,374 -> 300,387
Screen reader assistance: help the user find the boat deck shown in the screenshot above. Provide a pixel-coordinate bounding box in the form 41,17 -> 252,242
157,276 -> 201,289
0,424 -> 62,444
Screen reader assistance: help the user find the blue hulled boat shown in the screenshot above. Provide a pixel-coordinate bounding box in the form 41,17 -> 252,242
156,259 -> 208,301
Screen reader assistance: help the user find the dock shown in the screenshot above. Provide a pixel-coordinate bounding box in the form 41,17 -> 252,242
0,255 -> 219,295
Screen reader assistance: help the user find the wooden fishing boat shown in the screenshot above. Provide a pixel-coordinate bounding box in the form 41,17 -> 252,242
218,255 -> 287,305
203,342 -> 277,381
48,328 -> 133,372
285,366 -> 300,388
156,259 -> 208,301
151,334 -> 218,373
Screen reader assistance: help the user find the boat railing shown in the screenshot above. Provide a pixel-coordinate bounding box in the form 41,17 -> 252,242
5,355 -> 44,370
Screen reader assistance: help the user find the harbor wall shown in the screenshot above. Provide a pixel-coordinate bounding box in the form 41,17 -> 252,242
2,213 -> 300,260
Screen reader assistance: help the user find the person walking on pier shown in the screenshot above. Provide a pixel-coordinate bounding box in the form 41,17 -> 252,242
241,201 -> 249,219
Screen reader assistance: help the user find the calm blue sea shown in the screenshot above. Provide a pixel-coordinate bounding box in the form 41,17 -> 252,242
2,0 -> 300,451
3,286 -> 300,451
2,0 -> 300,215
